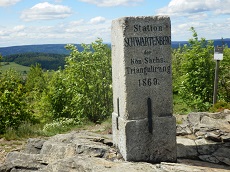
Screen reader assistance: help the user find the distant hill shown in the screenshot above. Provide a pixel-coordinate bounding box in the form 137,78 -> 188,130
0,39 -> 230,56
171,38 -> 230,49
0,44 -> 84,56
2,52 -> 66,70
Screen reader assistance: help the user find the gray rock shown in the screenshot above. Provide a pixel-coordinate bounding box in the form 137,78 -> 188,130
1,110 -> 230,172
42,155 -> 158,172
226,114 -> 230,122
3,152 -> 47,171
176,123 -> 192,136
177,137 -> 198,159
198,155 -> 220,164
221,133 -> 230,142
195,138 -> 220,155
213,147 -> 230,166
40,141 -> 76,163
22,138 -> 46,154
187,112 -> 202,126
204,132 -> 222,142
200,116 -> 230,133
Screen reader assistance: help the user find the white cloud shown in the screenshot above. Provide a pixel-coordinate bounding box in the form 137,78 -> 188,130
155,0 -> 230,41
0,17 -> 112,46
79,0 -> 143,7
69,19 -> 85,26
187,12 -> 208,20
13,25 -> 25,32
89,16 -> 106,24
0,0 -> 21,7
156,0 -> 230,16
20,2 -> 72,21
0,25 -> 25,37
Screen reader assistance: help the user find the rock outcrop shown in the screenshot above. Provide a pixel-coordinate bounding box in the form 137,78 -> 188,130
0,110 -> 230,172
176,109 -> 230,165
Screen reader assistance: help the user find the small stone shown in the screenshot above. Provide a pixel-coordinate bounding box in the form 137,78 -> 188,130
156,164 -> 161,168
221,133 -> 230,142
205,132 -> 222,142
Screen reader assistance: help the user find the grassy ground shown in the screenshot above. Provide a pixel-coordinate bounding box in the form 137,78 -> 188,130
173,94 -> 192,115
0,62 -> 30,74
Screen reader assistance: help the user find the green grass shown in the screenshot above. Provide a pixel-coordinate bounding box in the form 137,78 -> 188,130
1,117 -> 113,141
0,62 -> 30,74
173,94 -> 192,115
2,122 -> 45,140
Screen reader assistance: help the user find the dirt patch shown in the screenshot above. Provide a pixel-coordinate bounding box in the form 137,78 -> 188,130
0,138 -> 26,164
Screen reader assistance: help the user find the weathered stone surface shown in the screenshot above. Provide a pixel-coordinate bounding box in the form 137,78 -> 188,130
42,155 -> 158,172
177,137 -> 198,159
113,114 -> 177,162
221,133 -> 230,142
22,138 -> 46,154
204,132 -> 222,142
201,116 -> 230,132
176,123 -> 192,136
4,152 -> 47,171
111,16 -> 172,121
195,138 -> 221,155
111,15 -> 176,163
213,147 -> 230,166
1,128 -> 230,172
199,155 -> 220,164
176,110 -> 230,166
1,111 -> 230,171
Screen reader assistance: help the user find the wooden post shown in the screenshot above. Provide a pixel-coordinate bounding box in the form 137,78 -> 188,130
213,60 -> 220,105
213,45 -> 223,105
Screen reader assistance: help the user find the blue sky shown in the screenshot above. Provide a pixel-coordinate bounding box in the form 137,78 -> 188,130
0,0 -> 230,47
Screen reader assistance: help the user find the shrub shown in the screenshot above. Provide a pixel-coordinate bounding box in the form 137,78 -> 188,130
0,69 -> 33,134
209,101 -> 230,112
41,39 -> 112,123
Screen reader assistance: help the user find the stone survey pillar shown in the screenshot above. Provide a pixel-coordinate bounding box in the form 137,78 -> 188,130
111,16 -> 177,163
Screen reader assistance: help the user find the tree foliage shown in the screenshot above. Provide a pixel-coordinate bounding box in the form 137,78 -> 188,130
2,52 -> 66,70
0,69 -> 33,134
1,34 -> 229,135
219,47 -> 230,102
173,27 -> 229,111
36,39 -> 112,123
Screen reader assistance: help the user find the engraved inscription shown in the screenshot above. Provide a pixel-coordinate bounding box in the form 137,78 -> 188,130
144,50 -> 151,55
126,24 -> 171,87
144,57 -> 165,64
133,25 -> 163,32
131,58 -> 142,65
124,36 -> 171,47
130,57 -> 166,65
126,65 -> 171,75
138,78 -> 160,87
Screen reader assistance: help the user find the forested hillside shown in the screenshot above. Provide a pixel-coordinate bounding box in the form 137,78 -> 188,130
1,52 -> 66,70
0,40 -> 230,57
0,44 -> 81,56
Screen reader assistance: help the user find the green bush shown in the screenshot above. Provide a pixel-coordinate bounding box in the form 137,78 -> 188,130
209,101 -> 230,112
0,69 -> 33,134
41,39 -> 112,123
173,27 -> 215,111
219,48 -> 230,102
